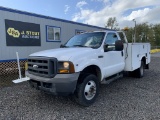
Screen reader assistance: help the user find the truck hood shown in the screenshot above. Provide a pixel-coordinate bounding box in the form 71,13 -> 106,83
29,48 -> 94,61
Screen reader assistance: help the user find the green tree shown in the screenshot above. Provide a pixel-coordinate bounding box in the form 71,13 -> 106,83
135,22 -> 150,43
153,24 -> 160,47
105,17 -> 119,30
123,27 -> 134,43
123,22 -> 160,47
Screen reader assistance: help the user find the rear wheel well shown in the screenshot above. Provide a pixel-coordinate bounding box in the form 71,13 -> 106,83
141,56 -> 146,66
77,65 -> 101,84
141,56 -> 149,69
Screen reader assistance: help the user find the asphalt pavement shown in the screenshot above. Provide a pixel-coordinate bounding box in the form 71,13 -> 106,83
151,52 -> 160,57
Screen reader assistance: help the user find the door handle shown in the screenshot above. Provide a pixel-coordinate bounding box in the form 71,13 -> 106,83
98,55 -> 103,58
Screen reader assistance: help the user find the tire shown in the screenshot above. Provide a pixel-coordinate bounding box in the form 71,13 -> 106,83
74,74 -> 99,107
136,61 -> 144,78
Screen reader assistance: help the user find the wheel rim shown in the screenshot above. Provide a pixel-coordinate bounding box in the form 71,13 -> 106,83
84,80 -> 96,100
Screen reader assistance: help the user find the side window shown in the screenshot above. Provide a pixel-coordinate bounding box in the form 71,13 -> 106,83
105,33 -> 118,50
105,33 -> 118,44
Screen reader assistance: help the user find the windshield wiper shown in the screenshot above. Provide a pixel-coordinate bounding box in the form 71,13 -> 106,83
60,44 -> 69,48
73,45 -> 88,47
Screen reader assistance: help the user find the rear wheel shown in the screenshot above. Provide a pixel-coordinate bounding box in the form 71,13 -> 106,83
74,74 -> 99,107
136,61 -> 144,78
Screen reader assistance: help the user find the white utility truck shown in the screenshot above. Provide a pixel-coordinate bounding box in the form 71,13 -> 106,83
15,30 -> 151,106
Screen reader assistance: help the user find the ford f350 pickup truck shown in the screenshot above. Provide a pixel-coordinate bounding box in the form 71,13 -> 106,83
19,30 -> 150,106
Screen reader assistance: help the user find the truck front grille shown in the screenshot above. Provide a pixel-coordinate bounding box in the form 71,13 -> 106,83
27,57 -> 57,78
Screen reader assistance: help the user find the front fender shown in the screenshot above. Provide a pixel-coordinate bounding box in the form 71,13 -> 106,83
73,59 -> 104,81
68,48 -> 104,80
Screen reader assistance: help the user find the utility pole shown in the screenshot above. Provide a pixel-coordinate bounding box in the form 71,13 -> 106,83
133,19 -> 136,43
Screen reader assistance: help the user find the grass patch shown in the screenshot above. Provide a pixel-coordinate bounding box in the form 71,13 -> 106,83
150,49 -> 160,54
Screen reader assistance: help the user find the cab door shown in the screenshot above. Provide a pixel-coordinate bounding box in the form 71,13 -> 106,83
103,32 -> 125,78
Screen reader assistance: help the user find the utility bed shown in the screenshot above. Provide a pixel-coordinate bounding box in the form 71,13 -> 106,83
124,43 -> 151,71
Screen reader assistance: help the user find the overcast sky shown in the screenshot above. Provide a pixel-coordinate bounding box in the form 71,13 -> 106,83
0,0 -> 159,29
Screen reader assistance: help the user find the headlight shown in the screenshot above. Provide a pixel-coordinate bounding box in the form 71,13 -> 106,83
58,61 -> 75,74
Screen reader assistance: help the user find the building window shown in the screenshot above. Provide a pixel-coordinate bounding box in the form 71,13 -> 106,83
75,30 -> 85,35
46,25 -> 61,42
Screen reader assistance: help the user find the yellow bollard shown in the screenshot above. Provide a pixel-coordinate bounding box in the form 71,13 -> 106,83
25,62 -> 28,70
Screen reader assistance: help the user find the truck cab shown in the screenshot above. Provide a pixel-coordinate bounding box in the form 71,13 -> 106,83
25,30 -> 150,106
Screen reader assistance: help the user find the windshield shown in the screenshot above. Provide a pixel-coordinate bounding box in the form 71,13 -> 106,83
64,32 -> 105,48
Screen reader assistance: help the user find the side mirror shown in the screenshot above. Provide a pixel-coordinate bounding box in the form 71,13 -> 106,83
103,44 -> 109,52
115,40 -> 123,51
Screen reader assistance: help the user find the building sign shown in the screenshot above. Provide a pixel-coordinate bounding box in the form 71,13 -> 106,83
5,19 -> 41,46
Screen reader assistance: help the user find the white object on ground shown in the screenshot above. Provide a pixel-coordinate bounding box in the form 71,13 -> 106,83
12,52 -> 30,83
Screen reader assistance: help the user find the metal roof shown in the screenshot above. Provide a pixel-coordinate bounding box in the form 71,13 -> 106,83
0,6 -> 109,30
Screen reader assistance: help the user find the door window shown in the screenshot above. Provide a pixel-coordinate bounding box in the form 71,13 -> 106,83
105,33 -> 118,44
105,33 -> 118,50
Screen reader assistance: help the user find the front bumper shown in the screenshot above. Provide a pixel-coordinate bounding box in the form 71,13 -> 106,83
26,71 -> 80,96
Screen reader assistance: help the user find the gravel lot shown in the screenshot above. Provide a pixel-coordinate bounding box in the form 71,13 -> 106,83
1,53 -> 160,120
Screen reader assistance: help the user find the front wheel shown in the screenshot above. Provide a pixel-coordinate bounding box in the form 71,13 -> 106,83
74,74 -> 99,107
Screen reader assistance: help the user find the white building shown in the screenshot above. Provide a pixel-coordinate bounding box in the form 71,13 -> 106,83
0,6 -> 108,75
